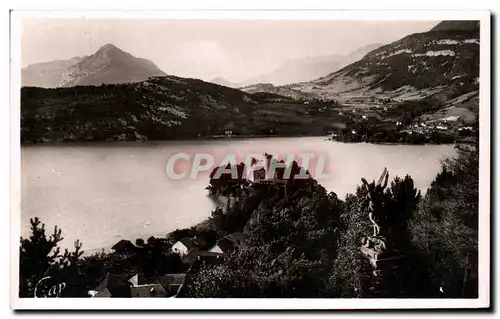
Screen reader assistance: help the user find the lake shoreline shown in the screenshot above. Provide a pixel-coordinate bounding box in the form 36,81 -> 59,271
20,134 -> 459,147
20,134 -> 327,146
21,137 -> 456,256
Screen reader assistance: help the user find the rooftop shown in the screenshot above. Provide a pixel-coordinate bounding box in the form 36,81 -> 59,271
177,237 -> 200,250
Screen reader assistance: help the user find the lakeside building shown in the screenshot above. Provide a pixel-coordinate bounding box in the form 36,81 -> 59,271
172,238 -> 200,256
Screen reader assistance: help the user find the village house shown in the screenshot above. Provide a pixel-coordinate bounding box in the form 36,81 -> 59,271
126,272 -> 187,298
172,237 -> 200,256
111,239 -> 138,259
209,232 -> 244,255
88,273 -> 112,298
89,273 -> 136,298
182,250 -> 226,266
127,272 -> 148,286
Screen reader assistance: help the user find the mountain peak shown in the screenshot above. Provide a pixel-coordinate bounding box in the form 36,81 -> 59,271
97,43 -> 121,51
430,20 -> 480,32
94,43 -> 130,57
22,44 -> 167,88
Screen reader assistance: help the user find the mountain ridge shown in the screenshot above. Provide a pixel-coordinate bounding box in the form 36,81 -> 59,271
22,44 -> 166,88
21,21 -> 480,143
21,75 -> 346,143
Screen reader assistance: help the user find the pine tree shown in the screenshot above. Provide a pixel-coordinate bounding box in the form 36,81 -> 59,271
19,217 -> 64,297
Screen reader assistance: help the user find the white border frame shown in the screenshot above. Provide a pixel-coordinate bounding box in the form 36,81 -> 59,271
10,9 -> 491,310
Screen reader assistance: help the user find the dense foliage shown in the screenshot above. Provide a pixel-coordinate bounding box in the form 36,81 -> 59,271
182,145 -> 479,298
409,142 -> 479,297
20,142 -> 479,298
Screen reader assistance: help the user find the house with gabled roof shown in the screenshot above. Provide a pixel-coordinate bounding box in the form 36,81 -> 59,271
127,272 -> 186,298
209,237 -> 234,254
171,237 -> 200,256
88,272 -> 135,298
111,239 -> 138,259
209,232 -> 244,255
112,239 -> 137,253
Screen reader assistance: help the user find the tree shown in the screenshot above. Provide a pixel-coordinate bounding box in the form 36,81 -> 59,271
184,177 -> 343,298
19,217 -> 65,297
20,218 -> 108,297
409,142 -> 479,297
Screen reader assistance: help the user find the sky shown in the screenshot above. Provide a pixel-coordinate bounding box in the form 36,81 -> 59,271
21,19 -> 439,82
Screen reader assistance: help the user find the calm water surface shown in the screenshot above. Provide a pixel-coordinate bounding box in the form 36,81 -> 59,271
21,137 -> 456,253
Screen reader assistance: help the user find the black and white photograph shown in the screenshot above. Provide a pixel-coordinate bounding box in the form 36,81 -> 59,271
10,9 -> 490,310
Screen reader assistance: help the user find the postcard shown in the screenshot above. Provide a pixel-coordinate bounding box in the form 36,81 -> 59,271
10,9 -> 491,310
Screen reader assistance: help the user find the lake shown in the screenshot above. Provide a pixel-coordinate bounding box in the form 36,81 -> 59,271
20,137 -> 456,253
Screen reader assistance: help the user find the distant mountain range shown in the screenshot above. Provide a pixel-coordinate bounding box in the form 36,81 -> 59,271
211,43 -> 382,88
240,20 -> 480,122
21,21 -> 480,143
21,44 -> 166,88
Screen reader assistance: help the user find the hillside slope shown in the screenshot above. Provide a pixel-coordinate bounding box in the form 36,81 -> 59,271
241,20 -> 480,113
21,76 -> 345,143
